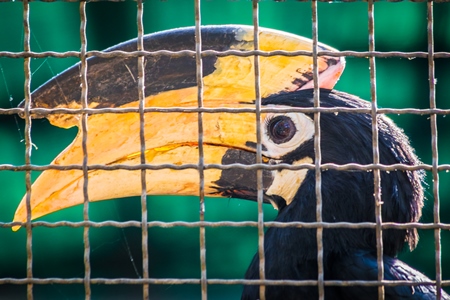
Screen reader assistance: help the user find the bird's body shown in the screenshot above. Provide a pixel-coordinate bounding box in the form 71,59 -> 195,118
239,90 -> 447,299
335,251 -> 445,300
12,26 -> 448,300
246,249 -> 446,300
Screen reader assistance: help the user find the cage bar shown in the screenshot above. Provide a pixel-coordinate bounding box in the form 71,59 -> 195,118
0,1 -> 449,299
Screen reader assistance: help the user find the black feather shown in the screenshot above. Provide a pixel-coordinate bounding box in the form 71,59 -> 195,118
241,89 -> 447,299
332,250 -> 446,300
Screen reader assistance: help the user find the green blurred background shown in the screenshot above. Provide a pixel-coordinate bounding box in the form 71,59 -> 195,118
0,1 -> 449,299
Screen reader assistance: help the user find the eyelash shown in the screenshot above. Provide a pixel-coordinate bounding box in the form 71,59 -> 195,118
264,115 -> 275,142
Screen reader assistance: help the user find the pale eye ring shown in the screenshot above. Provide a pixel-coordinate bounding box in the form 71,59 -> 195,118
262,109 -> 314,159
267,116 -> 297,144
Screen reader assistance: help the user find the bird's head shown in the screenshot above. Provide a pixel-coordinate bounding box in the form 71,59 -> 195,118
259,90 -> 424,257
12,25 -> 423,256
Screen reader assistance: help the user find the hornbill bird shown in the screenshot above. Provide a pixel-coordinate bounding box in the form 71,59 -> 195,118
13,26 -> 448,299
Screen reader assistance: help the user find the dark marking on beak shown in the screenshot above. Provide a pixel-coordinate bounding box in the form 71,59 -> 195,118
212,149 -> 273,202
245,141 -> 268,152
18,26 -> 240,114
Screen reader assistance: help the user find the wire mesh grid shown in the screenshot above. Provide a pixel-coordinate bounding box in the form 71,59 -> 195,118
0,0 -> 450,300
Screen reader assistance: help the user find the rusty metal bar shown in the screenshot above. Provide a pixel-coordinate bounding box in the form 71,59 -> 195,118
22,0 -> 33,299
1,162 -> 449,173
2,106 -> 450,117
1,277 -> 448,288
5,220 -> 450,231
251,1 -> 266,299
427,1 -> 443,299
135,1 -> 149,299
78,2 -> 91,300
193,0 -> 208,298
1,49 -> 450,59
311,0 -> 325,299
367,1 -> 384,299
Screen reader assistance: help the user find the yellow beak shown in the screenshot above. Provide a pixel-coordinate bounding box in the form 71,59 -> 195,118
13,25 -> 344,230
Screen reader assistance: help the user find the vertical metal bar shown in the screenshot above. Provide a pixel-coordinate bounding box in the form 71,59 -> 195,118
136,1 -> 149,299
367,1 -> 384,299
79,2 -> 91,300
427,1 -> 442,298
311,1 -> 324,299
22,1 -> 33,299
252,1 -> 265,300
193,1 -> 208,299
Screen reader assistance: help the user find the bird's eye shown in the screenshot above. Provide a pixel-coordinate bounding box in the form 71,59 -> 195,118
262,108 -> 314,159
267,116 -> 297,144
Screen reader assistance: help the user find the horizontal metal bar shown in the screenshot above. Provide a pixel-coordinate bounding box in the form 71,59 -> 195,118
3,220 -> 450,230
1,107 -> 450,116
0,49 -> 449,59
1,162 -> 449,172
1,277 -> 449,287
